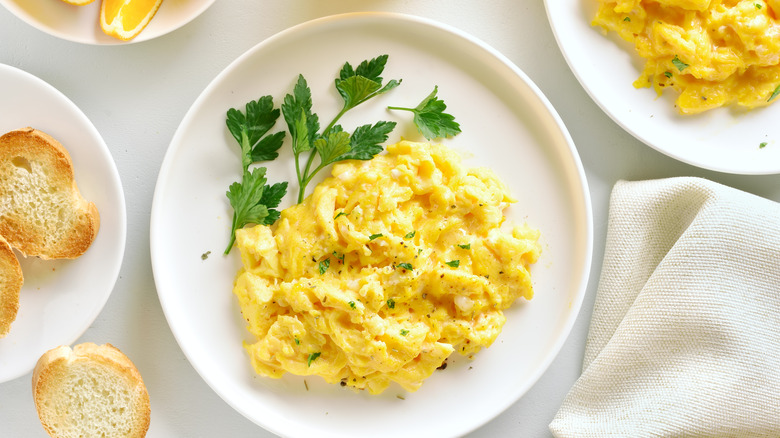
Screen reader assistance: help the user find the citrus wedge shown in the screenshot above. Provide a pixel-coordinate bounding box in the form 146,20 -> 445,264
100,0 -> 163,41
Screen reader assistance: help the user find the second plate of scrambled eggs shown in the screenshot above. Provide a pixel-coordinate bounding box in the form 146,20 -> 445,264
546,0 -> 780,174
151,12 -> 592,438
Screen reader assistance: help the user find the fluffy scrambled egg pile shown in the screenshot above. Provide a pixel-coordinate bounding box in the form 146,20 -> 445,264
594,0 -> 780,114
233,141 -> 540,394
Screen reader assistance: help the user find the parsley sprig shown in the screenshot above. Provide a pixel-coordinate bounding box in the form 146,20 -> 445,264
283,55 -> 400,203
388,86 -> 461,140
221,55 -> 463,252
224,97 -> 289,254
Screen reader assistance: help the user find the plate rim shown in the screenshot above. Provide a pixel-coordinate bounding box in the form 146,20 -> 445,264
0,62 -> 127,383
151,11 -> 593,437
0,0 -> 216,45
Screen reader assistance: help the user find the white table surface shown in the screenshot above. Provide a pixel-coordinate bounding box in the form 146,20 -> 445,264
2,1 -> 780,437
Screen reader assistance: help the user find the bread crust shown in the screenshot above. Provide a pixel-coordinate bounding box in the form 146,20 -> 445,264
0,234 -> 22,337
32,343 -> 150,438
0,127 -> 100,259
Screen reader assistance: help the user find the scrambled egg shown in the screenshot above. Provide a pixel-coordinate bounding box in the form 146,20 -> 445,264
594,0 -> 780,114
233,141 -> 540,394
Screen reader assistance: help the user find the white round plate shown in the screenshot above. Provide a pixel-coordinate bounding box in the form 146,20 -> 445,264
0,0 -> 214,45
151,12 -> 592,438
545,0 -> 780,175
0,64 -> 126,383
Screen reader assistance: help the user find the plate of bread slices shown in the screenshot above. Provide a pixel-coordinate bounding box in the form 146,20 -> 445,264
0,63 -> 126,383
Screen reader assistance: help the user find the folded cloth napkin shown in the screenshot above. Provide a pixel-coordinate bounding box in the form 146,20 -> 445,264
549,177 -> 780,437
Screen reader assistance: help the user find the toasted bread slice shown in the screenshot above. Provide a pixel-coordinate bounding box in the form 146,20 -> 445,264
0,128 -> 99,259
0,234 -> 23,338
32,343 -> 150,438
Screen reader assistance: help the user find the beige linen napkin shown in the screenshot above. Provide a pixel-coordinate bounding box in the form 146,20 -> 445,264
550,177 -> 780,437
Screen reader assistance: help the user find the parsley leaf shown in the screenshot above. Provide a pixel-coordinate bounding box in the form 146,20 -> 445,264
336,55 -> 401,113
404,231 -> 416,239
307,352 -> 321,367
349,301 -> 357,309
282,75 -> 320,154
388,86 -> 461,140
226,96 -> 286,171
387,298 -> 396,309
760,142 -> 768,149
336,121 -> 396,161
458,243 -> 471,249
369,233 -> 383,241
400,329 -> 409,336
224,168 -> 287,253
445,260 -> 460,268
314,131 -> 352,166
671,55 -> 689,72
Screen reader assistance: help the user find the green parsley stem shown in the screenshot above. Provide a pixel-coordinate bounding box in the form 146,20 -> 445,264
224,213 -> 239,254
386,106 -> 413,112
294,151 -> 305,202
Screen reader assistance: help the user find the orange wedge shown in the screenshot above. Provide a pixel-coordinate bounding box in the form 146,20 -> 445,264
100,0 -> 163,41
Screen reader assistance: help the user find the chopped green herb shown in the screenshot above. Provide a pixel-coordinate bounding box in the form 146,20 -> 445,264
664,71 -> 673,79
387,86 -> 462,140
671,55 -> 689,72
768,85 -> 780,102
387,298 -> 396,309
760,142 -> 768,149
369,233 -> 383,241
348,301 -> 357,309
400,329 -> 410,336
333,251 -> 345,263
396,262 -> 413,271
756,2 -> 763,8
226,96 -> 286,171
201,251 -> 211,260
404,230 -> 416,239
623,16 -> 631,21
457,243 -> 471,250
294,337 -> 300,345
319,258 -> 330,274
334,211 -> 348,219
445,260 -> 460,268
307,352 -> 321,367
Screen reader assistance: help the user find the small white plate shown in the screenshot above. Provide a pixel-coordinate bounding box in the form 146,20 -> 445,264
0,64 -> 126,383
545,0 -> 780,175
151,12 -> 592,438
0,0 -> 214,45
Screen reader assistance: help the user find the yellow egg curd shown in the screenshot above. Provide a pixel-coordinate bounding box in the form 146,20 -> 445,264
594,0 -> 780,114
233,141 -> 541,394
